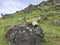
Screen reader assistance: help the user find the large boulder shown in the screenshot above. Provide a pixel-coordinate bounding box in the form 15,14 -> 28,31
5,23 -> 44,45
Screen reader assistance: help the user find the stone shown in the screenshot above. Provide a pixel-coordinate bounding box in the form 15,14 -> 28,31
23,4 -> 34,13
5,23 -> 44,45
52,19 -> 60,25
57,12 -> 60,15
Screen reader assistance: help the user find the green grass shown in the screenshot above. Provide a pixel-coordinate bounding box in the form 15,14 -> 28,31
0,0 -> 60,45
0,13 -> 60,45
40,20 -> 60,45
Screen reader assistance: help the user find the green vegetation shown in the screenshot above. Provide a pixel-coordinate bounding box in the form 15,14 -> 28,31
0,0 -> 60,45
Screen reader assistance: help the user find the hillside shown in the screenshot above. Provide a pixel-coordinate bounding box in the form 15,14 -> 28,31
0,0 -> 60,45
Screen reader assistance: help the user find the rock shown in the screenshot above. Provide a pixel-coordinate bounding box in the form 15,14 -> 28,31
55,3 -> 60,7
23,4 -> 34,13
52,19 -> 60,25
5,23 -> 44,45
57,11 -> 60,15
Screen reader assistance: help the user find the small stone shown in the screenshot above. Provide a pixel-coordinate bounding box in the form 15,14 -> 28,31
19,31 -> 21,33
29,29 -> 32,32
26,27 -> 30,29
23,30 -> 26,33
53,19 -> 60,25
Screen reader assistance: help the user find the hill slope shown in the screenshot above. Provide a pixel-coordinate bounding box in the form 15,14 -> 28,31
0,0 -> 60,45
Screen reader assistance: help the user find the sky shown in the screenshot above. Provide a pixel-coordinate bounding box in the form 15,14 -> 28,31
0,0 -> 47,17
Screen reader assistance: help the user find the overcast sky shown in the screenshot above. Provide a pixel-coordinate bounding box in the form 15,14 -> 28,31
0,0 -> 47,17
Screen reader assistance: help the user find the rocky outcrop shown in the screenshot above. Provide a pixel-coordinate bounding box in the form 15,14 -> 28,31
5,23 -> 44,45
23,4 -> 34,13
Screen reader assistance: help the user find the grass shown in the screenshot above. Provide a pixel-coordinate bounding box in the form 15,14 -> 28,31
40,19 -> 60,45
0,1 -> 60,45
0,13 -> 60,45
